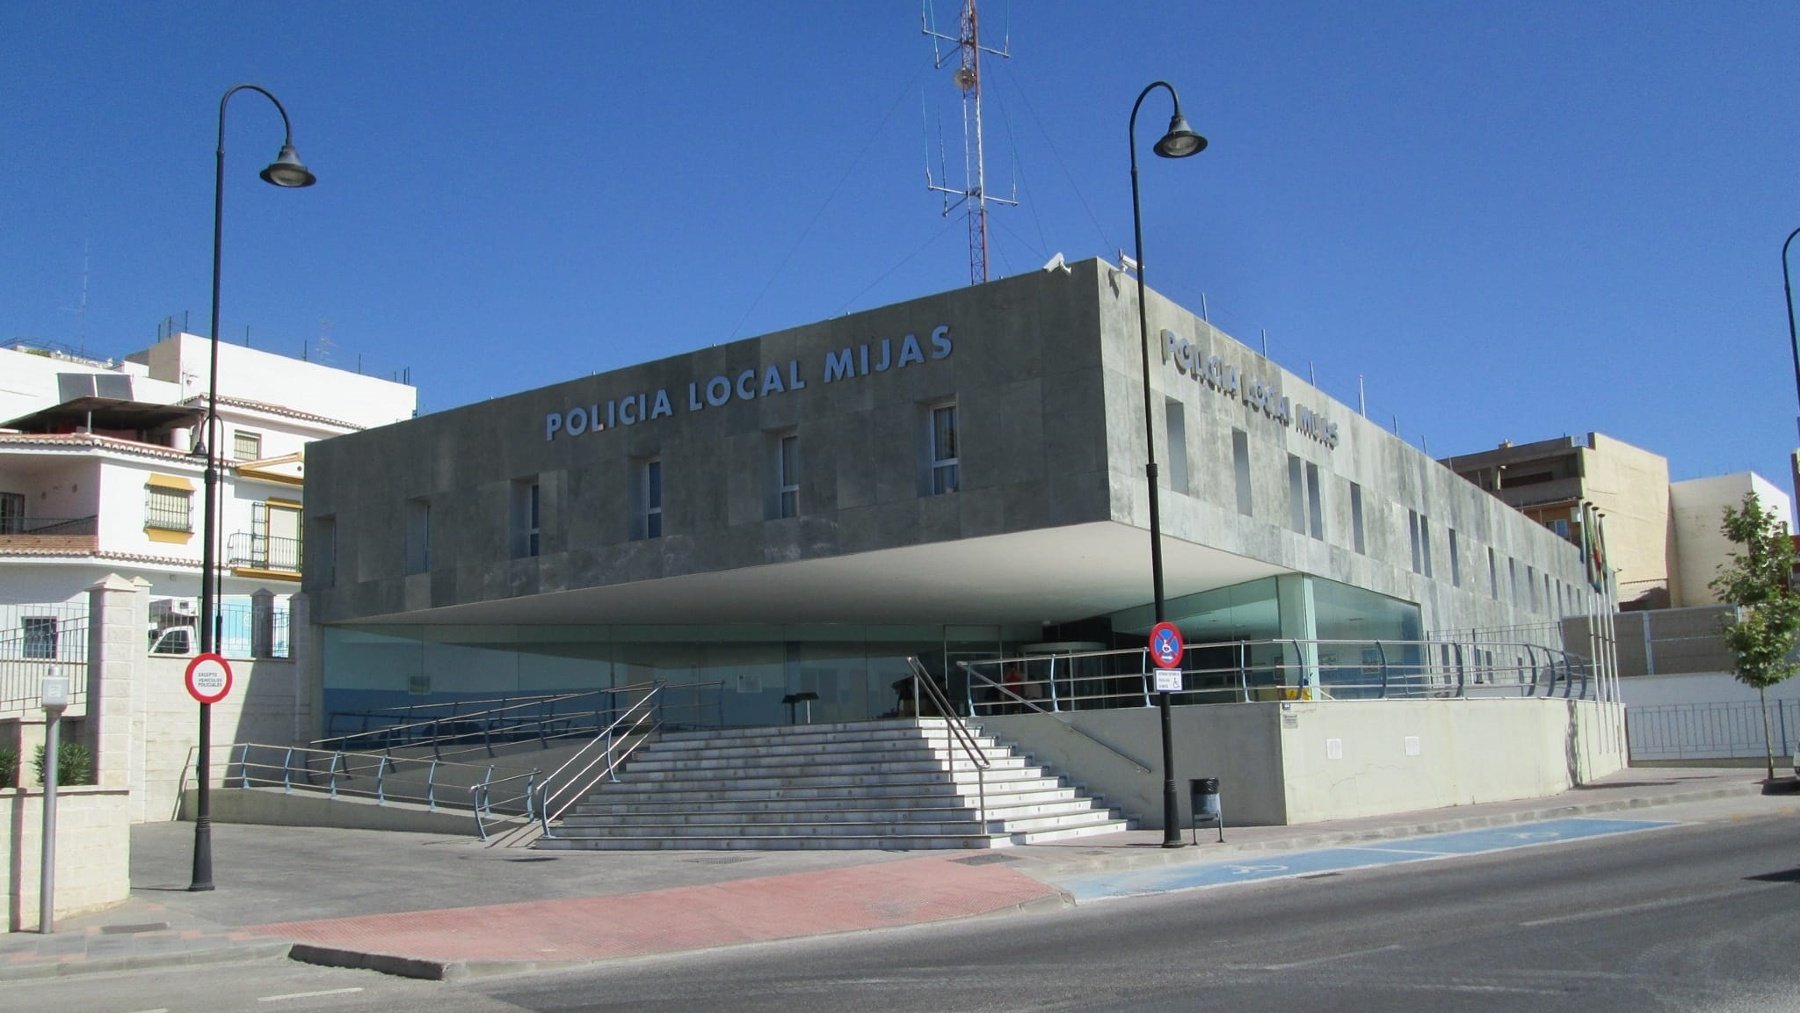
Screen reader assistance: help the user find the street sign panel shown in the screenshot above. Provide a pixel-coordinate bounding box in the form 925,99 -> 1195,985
1155,668 -> 1183,692
184,652 -> 233,705
1148,622 -> 1184,669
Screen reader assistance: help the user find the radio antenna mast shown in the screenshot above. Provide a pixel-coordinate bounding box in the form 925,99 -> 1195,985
923,0 -> 1016,285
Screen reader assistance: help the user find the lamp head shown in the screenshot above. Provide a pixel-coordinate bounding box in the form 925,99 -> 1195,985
1154,114 -> 1207,159
259,144 -> 317,188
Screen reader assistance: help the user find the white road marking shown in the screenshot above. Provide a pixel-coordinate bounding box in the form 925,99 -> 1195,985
1261,943 -> 1403,970
1518,885 -> 1766,928
257,987 -> 365,1003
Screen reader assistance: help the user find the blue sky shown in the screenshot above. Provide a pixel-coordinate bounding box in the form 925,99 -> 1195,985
5,2 -> 1799,492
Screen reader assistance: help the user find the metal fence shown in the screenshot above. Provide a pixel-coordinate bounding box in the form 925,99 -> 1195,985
1626,698 -> 1800,761
0,601 -> 91,712
958,636 -> 1603,718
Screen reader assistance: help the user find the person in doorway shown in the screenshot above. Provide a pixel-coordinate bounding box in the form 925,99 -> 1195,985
1002,663 -> 1025,714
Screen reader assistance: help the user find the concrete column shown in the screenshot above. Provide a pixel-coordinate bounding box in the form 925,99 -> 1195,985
250,588 -> 274,658
290,592 -> 320,744
1275,574 -> 1320,697
83,574 -> 146,792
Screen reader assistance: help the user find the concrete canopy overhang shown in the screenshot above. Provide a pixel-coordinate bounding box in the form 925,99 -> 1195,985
346,521 -> 1287,628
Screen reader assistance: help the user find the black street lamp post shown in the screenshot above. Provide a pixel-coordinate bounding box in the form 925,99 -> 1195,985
1783,228 -> 1800,438
1128,81 -> 1206,849
191,84 -> 315,893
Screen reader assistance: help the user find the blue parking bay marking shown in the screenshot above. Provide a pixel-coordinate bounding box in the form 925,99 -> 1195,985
1060,817 -> 1675,901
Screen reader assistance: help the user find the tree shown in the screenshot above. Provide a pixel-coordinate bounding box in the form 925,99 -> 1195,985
1709,493 -> 1800,779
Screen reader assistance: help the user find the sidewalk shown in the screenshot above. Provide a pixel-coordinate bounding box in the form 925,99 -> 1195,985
2,766 -> 1787,982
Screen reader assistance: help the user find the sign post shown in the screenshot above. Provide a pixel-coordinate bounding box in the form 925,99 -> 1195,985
39,670 -> 68,933
185,653 -> 232,892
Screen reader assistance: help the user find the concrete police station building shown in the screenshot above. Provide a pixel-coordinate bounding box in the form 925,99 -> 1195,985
301,259 -> 1624,827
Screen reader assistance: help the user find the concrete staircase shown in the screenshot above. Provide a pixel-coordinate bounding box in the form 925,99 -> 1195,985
532,717 -> 1132,851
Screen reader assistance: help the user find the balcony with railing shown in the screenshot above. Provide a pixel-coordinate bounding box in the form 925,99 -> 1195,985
0,515 -> 100,553
227,531 -> 302,575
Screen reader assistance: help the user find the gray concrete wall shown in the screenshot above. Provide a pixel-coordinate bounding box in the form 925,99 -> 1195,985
307,264 -> 1115,623
306,260 -> 1587,638
984,697 -> 1625,829
1108,265 -> 1593,638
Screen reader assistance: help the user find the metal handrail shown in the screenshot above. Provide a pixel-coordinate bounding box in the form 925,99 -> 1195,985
316,687 -> 627,758
906,656 -> 990,830
533,685 -> 665,838
958,661 -> 1152,773
220,740 -> 535,818
958,635 -> 1601,713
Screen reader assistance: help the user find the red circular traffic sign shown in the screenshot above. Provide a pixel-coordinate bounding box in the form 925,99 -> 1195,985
184,652 -> 234,705
1148,622 -> 1184,669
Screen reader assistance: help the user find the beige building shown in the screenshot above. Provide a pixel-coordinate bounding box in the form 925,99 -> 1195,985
1442,434 -> 1673,609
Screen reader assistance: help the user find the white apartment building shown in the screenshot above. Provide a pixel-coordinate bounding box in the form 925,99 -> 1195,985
0,333 -> 415,648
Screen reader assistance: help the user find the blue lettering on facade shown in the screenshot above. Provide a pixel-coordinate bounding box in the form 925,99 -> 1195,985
1159,327 -> 1339,451
546,322 -> 953,440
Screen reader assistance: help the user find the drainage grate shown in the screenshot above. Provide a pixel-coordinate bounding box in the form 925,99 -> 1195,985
953,853 -> 1020,866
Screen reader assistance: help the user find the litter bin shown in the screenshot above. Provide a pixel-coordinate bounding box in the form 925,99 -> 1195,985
1189,777 -> 1224,843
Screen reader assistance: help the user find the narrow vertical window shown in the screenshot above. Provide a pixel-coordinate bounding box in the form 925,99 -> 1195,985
1164,399 -> 1188,495
930,403 -> 959,495
778,433 -> 799,518
1527,565 -> 1539,609
1419,515 -> 1433,578
1349,482 -> 1365,554
1408,510 -> 1422,573
1448,529 -> 1461,587
1304,462 -> 1323,540
1,490 -> 26,534
511,479 -> 541,557
1488,547 -> 1499,598
644,458 -> 663,538
1287,455 -> 1306,534
404,498 -> 431,573
1510,558 -> 1522,606
1231,429 -> 1253,516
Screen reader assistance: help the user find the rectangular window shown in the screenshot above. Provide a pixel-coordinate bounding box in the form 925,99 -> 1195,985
405,498 -> 431,574
233,430 -> 263,461
1164,399 -> 1188,495
1528,565 -> 1539,610
930,403 -> 960,495
778,434 -> 799,518
643,458 -> 663,539
0,491 -> 23,534
1304,462 -> 1323,540
1510,558 -> 1523,606
146,484 -> 193,532
1349,482 -> 1365,554
1489,547 -> 1499,597
1232,429 -> 1253,516
1408,510 -> 1422,574
22,616 -> 57,660
1448,529 -> 1461,587
1419,514 -> 1433,578
1549,518 -> 1570,539
1287,455 -> 1306,534
511,479 -> 541,558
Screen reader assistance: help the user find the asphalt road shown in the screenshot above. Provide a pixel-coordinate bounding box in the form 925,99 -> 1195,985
11,804 -> 1800,1013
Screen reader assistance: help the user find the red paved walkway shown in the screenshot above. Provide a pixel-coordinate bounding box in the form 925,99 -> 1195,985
248,852 -> 1061,969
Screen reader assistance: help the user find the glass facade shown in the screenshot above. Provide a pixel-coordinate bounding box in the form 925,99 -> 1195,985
320,575 -> 1424,730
